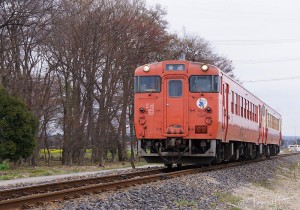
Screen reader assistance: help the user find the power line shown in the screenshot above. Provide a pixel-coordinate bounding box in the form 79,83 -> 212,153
236,57 -> 300,64
213,39 -> 300,45
243,76 -> 300,83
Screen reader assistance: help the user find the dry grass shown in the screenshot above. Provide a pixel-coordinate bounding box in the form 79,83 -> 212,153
228,156 -> 300,210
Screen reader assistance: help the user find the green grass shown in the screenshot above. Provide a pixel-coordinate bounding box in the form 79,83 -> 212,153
215,191 -> 242,209
174,199 -> 198,208
210,202 -> 217,207
0,159 -> 156,180
39,149 -> 132,160
0,172 -> 27,180
0,168 -> 67,180
0,148 -> 155,180
252,179 -> 274,190
0,175 -> 12,180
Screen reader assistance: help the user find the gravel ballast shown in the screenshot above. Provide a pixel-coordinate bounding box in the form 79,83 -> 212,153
0,166 -> 162,191
53,154 -> 300,210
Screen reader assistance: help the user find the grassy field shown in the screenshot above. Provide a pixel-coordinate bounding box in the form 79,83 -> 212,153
0,149 -> 153,180
0,161 -> 153,180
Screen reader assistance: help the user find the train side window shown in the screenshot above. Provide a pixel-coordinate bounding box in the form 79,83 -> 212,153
134,76 -> 161,93
258,106 -> 261,126
250,102 -> 252,121
252,104 -> 255,121
247,101 -> 250,119
252,104 -> 254,121
253,104 -> 255,121
241,97 -> 243,117
254,105 -> 256,121
266,109 -> 268,127
168,80 -> 182,97
253,105 -> 255,122
262,106 -> 265,116
250,103 -> 253,121
213,76 -> 219,92
244,99 -> 247,118
256,106 -> 258,122
235,94 -> 239,115
231,91 -> 234,114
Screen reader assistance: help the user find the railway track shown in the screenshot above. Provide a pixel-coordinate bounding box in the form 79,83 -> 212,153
0,153 -> 298,210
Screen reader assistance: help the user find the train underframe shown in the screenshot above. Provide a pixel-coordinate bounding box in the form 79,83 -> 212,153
138,138 -> 280,167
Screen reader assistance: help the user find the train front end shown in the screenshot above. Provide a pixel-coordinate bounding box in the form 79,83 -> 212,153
134,61 -> 221,166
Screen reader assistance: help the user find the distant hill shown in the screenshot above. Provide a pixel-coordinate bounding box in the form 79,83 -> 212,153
282,136 -> 300,141
282,136 -> 300,147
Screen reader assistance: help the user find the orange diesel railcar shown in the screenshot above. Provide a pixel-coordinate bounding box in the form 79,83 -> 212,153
134,60 -> 281,167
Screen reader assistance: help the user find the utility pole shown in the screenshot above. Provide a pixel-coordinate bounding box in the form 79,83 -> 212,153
295,127 -> 298,145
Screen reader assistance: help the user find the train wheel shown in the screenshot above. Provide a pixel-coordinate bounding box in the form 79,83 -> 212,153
177,163 -> 183,168
249,143 -> 257,159
276,145 -> 280,155
255,145 -> 262,159
215,141 -> 224,163
165,163 -> 173,169
265,145 -> 270,158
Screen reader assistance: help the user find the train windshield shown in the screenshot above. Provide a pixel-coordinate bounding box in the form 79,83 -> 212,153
190,75 -> 219,92
134,76 -> 161,93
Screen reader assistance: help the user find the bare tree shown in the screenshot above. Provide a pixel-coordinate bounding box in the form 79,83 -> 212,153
0,0 -> 62,165
103,0 -> 172,161
159,31 -> 235,78
1,0 -> 238,167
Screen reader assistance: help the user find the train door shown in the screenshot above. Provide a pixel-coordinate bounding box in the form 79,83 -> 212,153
163,76 -> 188,136
260,105 -> 267,144
265,108 -> 268,144
259,105 -> 263,143
258,105 -> 263,154
222,82 -> 229,142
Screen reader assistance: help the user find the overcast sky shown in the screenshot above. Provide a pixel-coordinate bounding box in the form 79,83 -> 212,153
147,0 -> 300,136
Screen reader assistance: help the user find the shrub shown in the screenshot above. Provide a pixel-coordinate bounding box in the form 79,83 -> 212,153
0,86 -> 38,162
0,160 -> 10,170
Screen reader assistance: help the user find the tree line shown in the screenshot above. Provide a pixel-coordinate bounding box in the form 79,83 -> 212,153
0,0 -> 234,166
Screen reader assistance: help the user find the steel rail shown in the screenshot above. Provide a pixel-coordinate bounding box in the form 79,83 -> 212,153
0,167 -> 167,200
0,153 -> 298,210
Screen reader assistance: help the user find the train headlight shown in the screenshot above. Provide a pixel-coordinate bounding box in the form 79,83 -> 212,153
201,64 -> 209,72
143,64 -> 151,72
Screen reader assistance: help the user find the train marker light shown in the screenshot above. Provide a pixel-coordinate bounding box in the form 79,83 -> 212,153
143,65 -> 151,72
201,64 -> 209,71
139,107 -> 145,113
